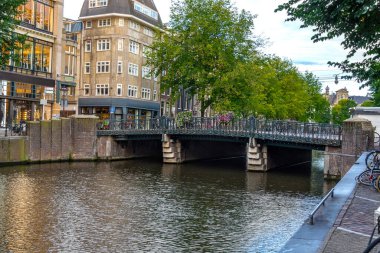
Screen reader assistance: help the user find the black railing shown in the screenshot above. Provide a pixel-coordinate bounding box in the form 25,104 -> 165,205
0,122 -> 28,137
97,117 -> 342,146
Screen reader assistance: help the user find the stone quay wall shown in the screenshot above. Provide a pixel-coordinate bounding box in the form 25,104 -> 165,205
0,116 -> 99,165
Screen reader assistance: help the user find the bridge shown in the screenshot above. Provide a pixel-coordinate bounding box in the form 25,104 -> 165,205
97,117 -> 342,146
96,117 -> 347,173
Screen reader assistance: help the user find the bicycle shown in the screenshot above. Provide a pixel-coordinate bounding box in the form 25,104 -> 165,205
366,150 -> 380,170
356,150 -> 380,186
363,216 -> 380,252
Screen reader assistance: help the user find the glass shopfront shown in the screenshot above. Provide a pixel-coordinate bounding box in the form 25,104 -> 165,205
0,81 -> 52,123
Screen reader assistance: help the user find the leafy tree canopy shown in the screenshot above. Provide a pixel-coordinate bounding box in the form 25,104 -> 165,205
148,0 -> 261,116
332,99 -> 357,125
214,54 -> 329,122
0,0 -> 26,67
276,0 -> 380,90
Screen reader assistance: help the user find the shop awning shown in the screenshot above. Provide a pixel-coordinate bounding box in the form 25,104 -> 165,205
79,97 -> 160,111
0,70 -> 55,87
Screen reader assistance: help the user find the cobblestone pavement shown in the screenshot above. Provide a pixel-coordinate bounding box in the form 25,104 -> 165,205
321,184 -> 380,253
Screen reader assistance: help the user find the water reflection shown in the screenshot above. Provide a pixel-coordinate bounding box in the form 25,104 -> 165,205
0,154 -> 333,252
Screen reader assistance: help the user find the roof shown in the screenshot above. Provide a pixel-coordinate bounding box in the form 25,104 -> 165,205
79,0 -> 163,28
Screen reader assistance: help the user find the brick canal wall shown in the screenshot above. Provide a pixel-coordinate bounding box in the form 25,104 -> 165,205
0,116 -> 161,165
0,116 -> 99,164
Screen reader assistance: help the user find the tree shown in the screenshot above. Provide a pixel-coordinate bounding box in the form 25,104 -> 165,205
276,0 -> 380,92
361,100 -> 375,107
302,72 -> 331,123
331,99 -> 357,125
148,0 -> 260,116
0,0 -> 27,67
214,54 -> 314,121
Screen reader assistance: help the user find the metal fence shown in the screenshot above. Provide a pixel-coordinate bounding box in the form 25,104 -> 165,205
0,123 -> 28,137
97,117 -> 342,146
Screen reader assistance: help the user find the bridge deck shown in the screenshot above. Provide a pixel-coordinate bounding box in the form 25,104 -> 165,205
97,117 -> 342,147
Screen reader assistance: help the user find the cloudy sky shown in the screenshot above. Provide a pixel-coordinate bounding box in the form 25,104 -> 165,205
64,0 -> 369,96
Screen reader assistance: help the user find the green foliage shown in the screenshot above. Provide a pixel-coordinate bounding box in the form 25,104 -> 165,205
276,0 -> 380,97
361,100 -> 375,107
175,111 -> 193,127
0,0 -> 27,67
331,99 -> 357,125
214,54 -> 326,121
147,0 -> 261,116
302,72 -> 331,123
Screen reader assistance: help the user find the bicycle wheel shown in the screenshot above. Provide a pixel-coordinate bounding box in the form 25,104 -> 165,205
363,236 -> 380,253
375,132 -> 380,147
356,170 -> 380,186
366,151 -> 380,170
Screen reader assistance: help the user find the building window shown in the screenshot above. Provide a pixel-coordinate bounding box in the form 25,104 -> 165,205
142,66 -> 151,79
117,61 -> 123,73
64,45 -> 76,76
18,0 -> 54,32
84,62 -> 90,74
129,21 -> 140,30
129,40 -> 139,54
96,84 -> 109,96
89,0 -> 108,8
134,2 -> 158,20
98,19 -> 111,27
11,38 -> 52,73
141,88 -> 151,100
85,40 -> 92,52
84,84 -> 90,96
118,39 -> 123,51
128,63 -> 139,76
128,85 -> 138,97
119,18 -> 124,26
86,21 -> 92,29
153,90 -> 157,101
97,39 -> 110,51
117,84 -> 122,96
96,61 -> 110,73
143,27 -> 154,37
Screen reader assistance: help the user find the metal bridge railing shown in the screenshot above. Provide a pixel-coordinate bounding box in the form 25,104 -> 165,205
97,117 -> 342,146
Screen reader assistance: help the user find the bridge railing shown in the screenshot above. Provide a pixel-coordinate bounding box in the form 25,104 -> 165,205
97,117 -> 342,145
254,119 -> 342,145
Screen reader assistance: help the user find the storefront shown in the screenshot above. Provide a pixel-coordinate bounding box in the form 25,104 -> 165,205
78,97 -> 160,121
0,70 -> 55,126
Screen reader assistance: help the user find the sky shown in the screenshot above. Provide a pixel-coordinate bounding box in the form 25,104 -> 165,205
63,0 -> 369,96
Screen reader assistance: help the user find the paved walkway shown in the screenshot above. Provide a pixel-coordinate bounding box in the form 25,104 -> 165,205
320,184 -> 380,252
281,153 -> 380,253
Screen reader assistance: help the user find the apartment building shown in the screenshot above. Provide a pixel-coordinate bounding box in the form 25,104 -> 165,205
0,0 -> 63,126
78,0 -> 162,121
59,18 -> 83,117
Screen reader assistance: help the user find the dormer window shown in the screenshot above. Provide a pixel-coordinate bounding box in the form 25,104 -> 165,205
89,0 -> 108,8
134,1 -> 158,20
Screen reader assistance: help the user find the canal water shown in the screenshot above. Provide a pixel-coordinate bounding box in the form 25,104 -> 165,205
0,153 -> 334,252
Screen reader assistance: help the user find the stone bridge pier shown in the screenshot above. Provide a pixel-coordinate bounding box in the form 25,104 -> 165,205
324,118 -> 374,179
246,138 -> 312,172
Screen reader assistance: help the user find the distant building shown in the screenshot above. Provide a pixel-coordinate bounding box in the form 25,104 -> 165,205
78,0 -> 163,121
351,107 -> 380,131
0,0 -> 63,125
324,86 -> 371,106
59,18 -> 83,117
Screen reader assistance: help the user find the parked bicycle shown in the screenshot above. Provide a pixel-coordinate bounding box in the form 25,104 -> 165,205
356,150 -> 380,188
363,216 -> 380,252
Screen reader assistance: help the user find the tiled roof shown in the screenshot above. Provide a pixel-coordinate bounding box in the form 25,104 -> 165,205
79,0 -> 163,28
